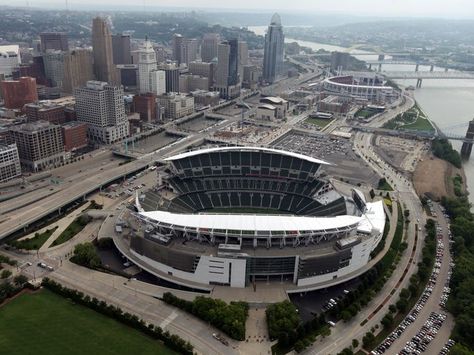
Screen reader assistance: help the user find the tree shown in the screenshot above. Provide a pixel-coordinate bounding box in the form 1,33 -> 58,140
381,313 -> 394,329
13,274 -> 28,287
71,242 -> 101,268
1,269 -> 12,279
369,189 -> 375,200
404,209 -> 410,219
396,298 -> 408,312
388,304 -> 397,314
352,338 -> 359,349
362,331 -> 375,348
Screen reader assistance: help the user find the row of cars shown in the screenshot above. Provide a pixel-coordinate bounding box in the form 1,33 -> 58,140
399,312 -> 447,354
439,339 -> 455,355
398,216 -> 453,355
371,218 -> 448,355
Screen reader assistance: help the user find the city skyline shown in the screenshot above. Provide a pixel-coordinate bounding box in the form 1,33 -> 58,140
2,0 -> 474,19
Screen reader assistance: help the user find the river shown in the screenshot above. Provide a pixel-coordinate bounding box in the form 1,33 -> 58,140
248,26 -> 474,201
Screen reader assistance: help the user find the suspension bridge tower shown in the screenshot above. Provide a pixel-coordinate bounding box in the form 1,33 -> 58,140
461,119 -> 474,158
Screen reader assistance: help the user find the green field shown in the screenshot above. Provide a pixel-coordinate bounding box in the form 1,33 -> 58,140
0,290 -> 176,355
400,117 -> 435,132
203,207 -> 292,215
8,227 -> 58,250
51,216 -> 90,247
305,117 -> 334,129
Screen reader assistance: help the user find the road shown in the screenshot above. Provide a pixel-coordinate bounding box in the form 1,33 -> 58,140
304,130 -> 426,355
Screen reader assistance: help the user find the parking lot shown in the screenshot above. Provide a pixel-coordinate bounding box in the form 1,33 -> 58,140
272,131 -> 380,186
372,203 -> 455,355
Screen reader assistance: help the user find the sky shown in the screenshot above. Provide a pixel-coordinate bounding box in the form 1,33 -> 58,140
4,0 -> 474,19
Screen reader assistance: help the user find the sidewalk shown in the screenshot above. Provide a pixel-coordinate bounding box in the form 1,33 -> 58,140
39,201 -> 91,252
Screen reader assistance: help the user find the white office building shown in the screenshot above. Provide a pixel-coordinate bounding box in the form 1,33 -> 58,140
0,45 -> 21,78
150,70 -> 166,95
0,143 -> 21,182
74,81 -> 129,144
137,40 -> 158,94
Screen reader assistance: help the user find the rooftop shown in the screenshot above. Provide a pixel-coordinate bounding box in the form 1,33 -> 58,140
164,146 -> 331,165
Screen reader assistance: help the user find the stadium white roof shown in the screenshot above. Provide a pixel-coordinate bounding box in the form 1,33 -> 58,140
357,200 -> 386,234
164,146 -> 330,165
139,210 -> 362,232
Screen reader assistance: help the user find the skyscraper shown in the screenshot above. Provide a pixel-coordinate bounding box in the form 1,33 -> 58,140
201,33 -> 220,62
263,13 -> 284,84
62,49 -> 95,94
92,17 -> 120,85
216,39 -> 240,99
112,34 -> 132,65
40,32 -> 69,52
74,81 -> 129,144
172,34 -> 184,65
137,40 -> 158,94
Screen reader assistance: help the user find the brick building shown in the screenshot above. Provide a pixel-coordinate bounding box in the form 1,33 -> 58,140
61,121 -> 88,151
0,77 -> 38,109
25,102 -> 66,124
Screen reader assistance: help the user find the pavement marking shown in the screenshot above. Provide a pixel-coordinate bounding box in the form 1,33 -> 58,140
159,310 -> 178,329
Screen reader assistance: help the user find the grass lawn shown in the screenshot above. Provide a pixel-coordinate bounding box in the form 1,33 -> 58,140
400,117 -> 435,132
8,227 -> 58,250
51,217 -> 89,247
0,289 -> 177,355
305,117 -> 334,129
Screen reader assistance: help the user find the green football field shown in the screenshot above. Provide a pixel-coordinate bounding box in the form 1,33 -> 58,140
0,289 -> 176,355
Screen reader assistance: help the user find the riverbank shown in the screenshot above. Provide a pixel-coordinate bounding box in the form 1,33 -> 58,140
413,152 -> 467,201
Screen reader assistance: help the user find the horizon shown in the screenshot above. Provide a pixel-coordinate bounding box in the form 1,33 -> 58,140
2,0 -> 474,20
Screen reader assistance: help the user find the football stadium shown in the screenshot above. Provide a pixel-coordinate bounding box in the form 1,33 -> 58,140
116,146 -> 385,292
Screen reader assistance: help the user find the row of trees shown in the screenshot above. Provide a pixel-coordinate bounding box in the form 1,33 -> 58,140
42,279 -> 194,354
162,292 -> 248,341
432,138 -> 462,168
328,204 -> 405,324
0,274 -> 29,304
442,194 -> 474,352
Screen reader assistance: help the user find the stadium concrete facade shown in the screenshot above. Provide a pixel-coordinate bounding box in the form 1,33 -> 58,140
116,146 -> 385,291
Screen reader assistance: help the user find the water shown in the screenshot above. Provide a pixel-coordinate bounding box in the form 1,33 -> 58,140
248,26 -> 474,200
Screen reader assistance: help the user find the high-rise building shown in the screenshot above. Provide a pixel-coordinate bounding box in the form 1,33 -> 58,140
172,34 -> 184,65
43,50 -> 65,88
189,61 -> 214,89
0,77 -> 38,109
132,93 -> 157,122
92,17 -> 120,85
263,13 -> 284,84
137,40 -> 158,94
8,121 -> 65,172
150,70 -> 166,95
112,34 -> 132,65
159,63 -> 180,93
201,33 -> 220,62
242,65 -> 259,90
0,45 -> 21,78
0,143 -> 21,182
183,39 -> 199,66
74,81 -> 129,144
179,74 -> 210,93
216,39 -> 240,99
39,32 -> 69,52
62,49 -> 95,94
238,41 -> 249,80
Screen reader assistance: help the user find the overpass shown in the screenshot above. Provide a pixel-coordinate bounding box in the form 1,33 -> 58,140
381,71 -> 474,80
0,159 -> 151,242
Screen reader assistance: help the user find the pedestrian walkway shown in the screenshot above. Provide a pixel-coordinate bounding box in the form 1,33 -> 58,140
39,201 -> 91,252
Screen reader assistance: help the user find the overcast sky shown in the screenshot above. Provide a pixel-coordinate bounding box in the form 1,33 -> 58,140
4,0 -> 474,19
